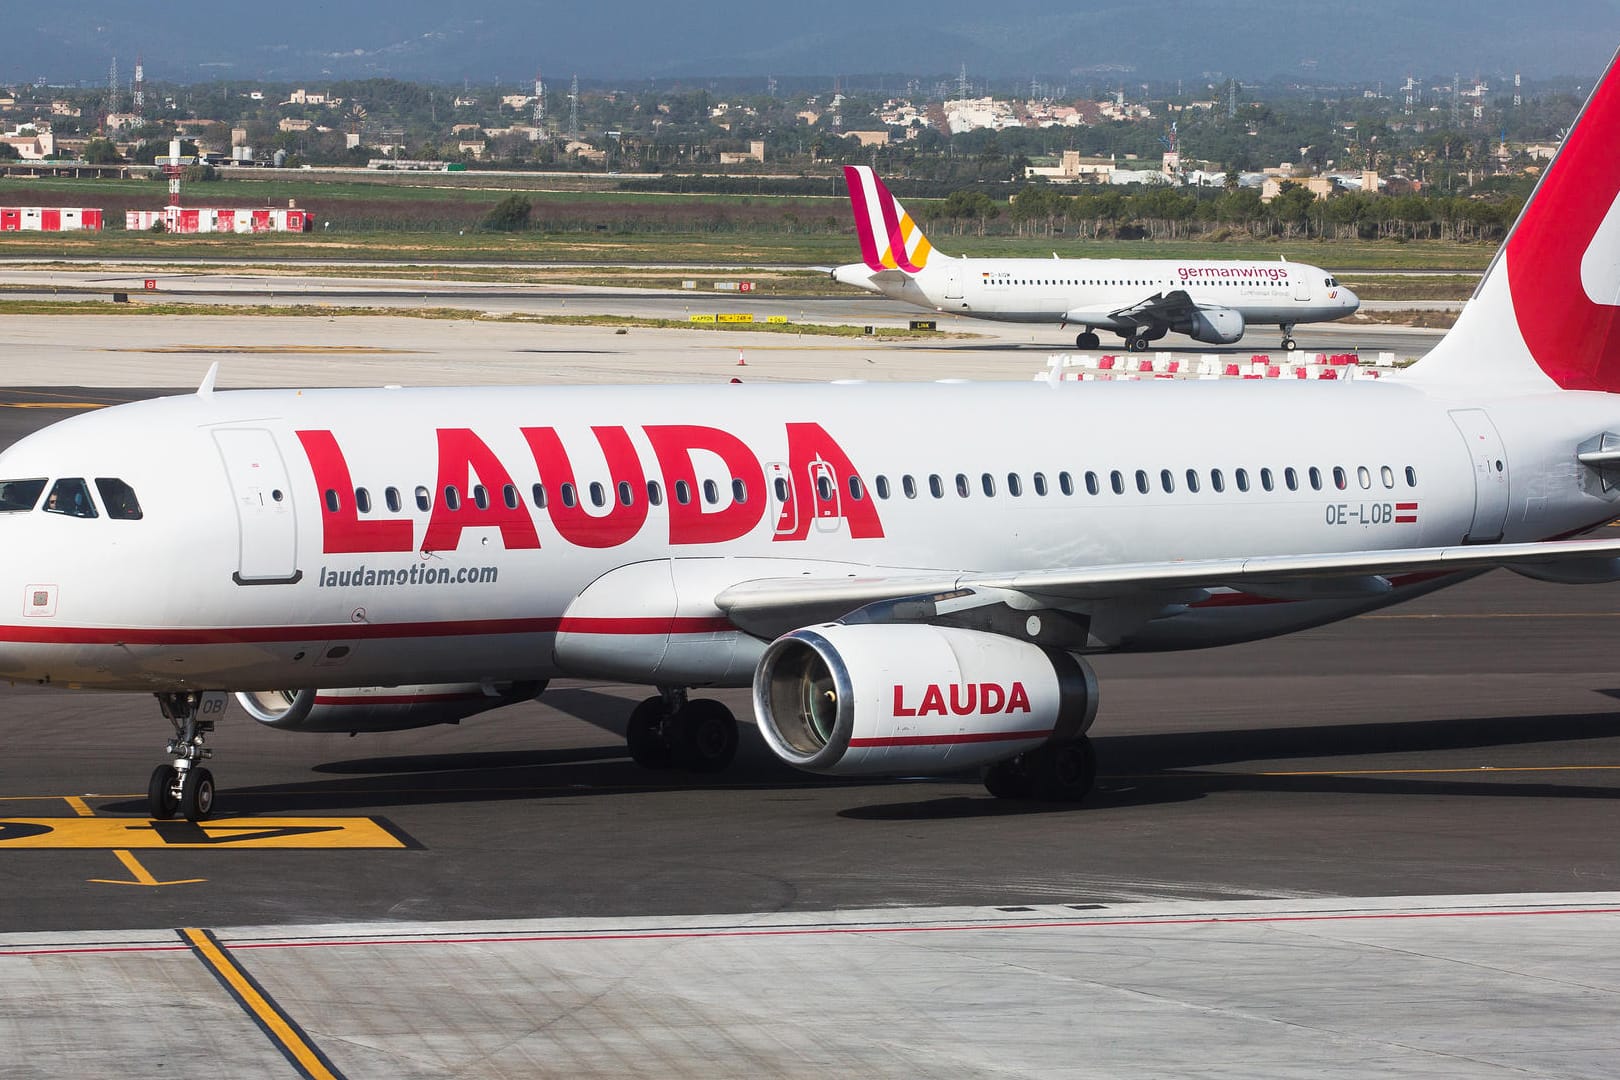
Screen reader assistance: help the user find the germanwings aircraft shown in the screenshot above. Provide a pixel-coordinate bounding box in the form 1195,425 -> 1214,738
4,55 -> 1620,823
831,164 -> 1360,351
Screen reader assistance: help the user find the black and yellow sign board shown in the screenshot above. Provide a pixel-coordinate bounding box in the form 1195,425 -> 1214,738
718,313 -> 754,323
0,817 -> 413,849
765,315 -> 789,324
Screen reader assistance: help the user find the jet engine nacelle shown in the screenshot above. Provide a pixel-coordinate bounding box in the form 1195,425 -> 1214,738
235,682 -> 545,733
1174,307 -> 1245,345
752,624 -> 1096,776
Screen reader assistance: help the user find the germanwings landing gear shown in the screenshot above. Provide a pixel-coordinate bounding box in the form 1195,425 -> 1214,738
982,737 -> 1097,802
1281,323 -> 1298,351
625,687 -> 740,773
147,691 -> 221,822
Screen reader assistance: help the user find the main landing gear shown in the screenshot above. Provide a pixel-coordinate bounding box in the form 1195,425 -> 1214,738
147,691 -> 218,822
982,736 -> 1097,803
625,687 -> 740,774
1280,323 -> 1297,351
1074,330 -> 1101,349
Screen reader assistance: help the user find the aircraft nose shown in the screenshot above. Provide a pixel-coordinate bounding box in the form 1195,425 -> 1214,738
1341,287 -> 1360,313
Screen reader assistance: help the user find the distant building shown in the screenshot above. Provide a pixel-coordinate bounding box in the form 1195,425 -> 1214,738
0,126 -> 53,159
284,89 -> 336,106
845,130 -> 890,148
277,118 -> 314,133
718,139 -> 765,164
0,206 -> 102,231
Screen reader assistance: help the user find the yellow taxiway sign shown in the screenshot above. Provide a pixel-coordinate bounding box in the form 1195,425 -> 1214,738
0,817 -> 412,849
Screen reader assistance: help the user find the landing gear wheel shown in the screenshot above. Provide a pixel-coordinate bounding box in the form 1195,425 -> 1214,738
147,764 -> 178,820
671,699 -> 739,773
1128,336 -> 1150,352
984,758 -> 1033,800
1028,738 -> 1097,803
626,695 -> 674,770
1282,337 -> 1297,351
179,766 -> 215,822
1076,331 -> 1100,349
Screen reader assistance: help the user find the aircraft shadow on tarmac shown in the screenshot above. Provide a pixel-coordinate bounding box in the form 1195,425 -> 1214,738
91,703 -> 1620,820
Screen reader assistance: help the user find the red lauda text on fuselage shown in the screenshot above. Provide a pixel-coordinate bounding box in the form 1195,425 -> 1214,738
892,682 -> 1033,717
297,422 -> 885,554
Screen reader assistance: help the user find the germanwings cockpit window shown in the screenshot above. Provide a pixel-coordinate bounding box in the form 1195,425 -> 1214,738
95,478 -> 143,520
43,477 -> 97,518
0,478 -> 46,512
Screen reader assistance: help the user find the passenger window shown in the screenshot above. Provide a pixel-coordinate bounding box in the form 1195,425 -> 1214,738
903,475 -> 917,499
1185,469 -> 1200,494
1235,468 -> 1250,493
1032,472 -> 1047,496
875,476 -> 891,500
444,485 -> 463,511
95,478 -> 142,520
956,473 -> 970,498
847,476 -> 863,500
1061,471 -> 1077,496
1381,466 -> 1395,489
1260,468 -> 1274,492
0,478 -> 46,512
1357,466 -> 1371,490
647,481 -> 664,506
1160,469 -> 1175,493
1109,470 -> 1124,495
531,483 -> 548,509
1332,467 -> 1347,491
560,483 -> 577,509
1082,471 -> 1097,496
1007,473 -> 1022,497
981,473 -> 996,497
323,489 -> 340,513
590,482 -> 606,508
774,477 -> 790,503
1309,467 -> 1323,491
44,478 -> 99,518
473,484 -> 490,510
355,487 -> 372,514
1405,466 -> 1418,487
929,474 -> 944,498
504,484 -> 519,509
1210,469 -> 1224,493
703,480 -> 720,505
416,485 -> 432,511
385,486 -> 402,513
619,481 -> 634,506
675,480 -> 691,505
1134,469 -> 1149,494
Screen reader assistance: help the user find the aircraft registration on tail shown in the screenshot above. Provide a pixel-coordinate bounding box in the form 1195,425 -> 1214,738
832,164 -> 1360,351
4,49 -> 1620,820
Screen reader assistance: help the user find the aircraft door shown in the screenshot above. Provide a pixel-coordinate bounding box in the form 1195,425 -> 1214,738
1448,409 -> 1510,542
1292,273 -> 1313,302
944,264 -> 963,299
766,461 -> 797,537
808,458 -> 842,533
213,428 -> 301,584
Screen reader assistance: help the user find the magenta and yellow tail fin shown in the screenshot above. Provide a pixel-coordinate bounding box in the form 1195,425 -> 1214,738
843,165 -> 935,274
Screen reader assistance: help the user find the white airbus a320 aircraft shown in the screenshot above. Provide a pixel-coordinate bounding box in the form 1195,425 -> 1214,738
3,52 -> 1620,821
831,165 -> 1360,350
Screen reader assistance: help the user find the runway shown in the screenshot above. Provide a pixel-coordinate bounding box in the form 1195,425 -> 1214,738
0,336 -> 1616,1075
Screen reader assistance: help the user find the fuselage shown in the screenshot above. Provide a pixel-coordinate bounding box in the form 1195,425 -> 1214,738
834,255 -> 1359,330
0,377 -> 1611,694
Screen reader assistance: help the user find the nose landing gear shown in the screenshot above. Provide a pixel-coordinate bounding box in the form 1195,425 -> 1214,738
148,691 -> 221,821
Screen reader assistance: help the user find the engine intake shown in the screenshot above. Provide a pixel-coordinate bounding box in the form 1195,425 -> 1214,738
236,682 -> 544,733
753,624 -> 1096,776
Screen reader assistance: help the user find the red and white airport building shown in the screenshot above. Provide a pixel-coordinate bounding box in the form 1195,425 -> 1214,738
0,206 -> 103,231
125,205 -> 313,233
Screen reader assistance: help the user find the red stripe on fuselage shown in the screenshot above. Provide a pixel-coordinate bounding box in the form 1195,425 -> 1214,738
0,615 -> 736,647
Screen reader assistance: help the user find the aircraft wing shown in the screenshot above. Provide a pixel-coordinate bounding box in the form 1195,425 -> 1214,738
713,537 -> 1620,638
1097,288 -> 1203,330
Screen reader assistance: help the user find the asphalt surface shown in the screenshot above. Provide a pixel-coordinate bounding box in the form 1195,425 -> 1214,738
2,389 -> 1619,934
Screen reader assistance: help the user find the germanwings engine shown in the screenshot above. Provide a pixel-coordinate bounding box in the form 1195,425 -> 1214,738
1174,307 -> 1245,345
752,624 -> 1096,775
235,682 -> 545,734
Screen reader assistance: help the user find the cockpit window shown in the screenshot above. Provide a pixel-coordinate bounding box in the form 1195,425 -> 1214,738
44,477 -> 98,518
0,478 -> 46,512
95,478 -> 142,520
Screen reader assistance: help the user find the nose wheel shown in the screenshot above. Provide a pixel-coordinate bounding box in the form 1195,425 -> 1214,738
1281,324 -> 1297,351
147,691 -> 222,821
626,688 -> 739,774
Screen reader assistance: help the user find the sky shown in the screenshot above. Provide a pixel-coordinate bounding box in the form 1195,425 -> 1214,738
8,1 -> 1620,87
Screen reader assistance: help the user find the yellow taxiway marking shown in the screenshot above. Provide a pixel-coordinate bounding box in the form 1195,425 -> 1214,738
0,816 -> 410,849
91,848 -> 206,888
182,927 -> 347,1080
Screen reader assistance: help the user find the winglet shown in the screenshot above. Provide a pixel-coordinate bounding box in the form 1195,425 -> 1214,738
196,361 -> 219,398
